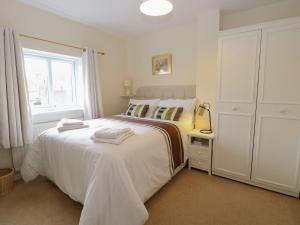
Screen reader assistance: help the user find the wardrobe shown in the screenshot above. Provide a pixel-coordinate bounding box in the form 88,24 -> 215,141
213,17 -> 300,197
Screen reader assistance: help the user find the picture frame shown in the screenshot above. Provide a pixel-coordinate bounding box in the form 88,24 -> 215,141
152,54 -> 172,75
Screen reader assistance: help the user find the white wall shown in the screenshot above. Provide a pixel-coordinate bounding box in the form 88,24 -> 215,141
196,10 -> 220,129
222,0 -> 300,30
0,0 -> 128,169
0,149 -> 12,169
126,21 -> 197,91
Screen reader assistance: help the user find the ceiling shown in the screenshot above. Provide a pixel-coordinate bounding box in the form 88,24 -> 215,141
18,0 -> 283,37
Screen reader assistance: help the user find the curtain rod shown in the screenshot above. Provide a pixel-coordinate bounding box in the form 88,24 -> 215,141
19,34 -> 105,55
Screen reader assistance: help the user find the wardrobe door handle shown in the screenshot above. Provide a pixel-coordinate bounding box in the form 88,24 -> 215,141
279,109 -> 287,114
232,106 -> 239,111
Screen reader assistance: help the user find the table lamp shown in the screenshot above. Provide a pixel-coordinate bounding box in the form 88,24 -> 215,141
123,79 -> 132,96
196,102 -> 212,134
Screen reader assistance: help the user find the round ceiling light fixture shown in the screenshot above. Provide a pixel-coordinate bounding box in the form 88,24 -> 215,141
140,0 -> 173,17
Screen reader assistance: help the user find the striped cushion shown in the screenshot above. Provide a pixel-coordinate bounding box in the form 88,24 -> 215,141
152,107 -> 183,121
125,104 -> 149,118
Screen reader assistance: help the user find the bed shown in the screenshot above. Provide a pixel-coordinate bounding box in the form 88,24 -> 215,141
21,85 -> 196,225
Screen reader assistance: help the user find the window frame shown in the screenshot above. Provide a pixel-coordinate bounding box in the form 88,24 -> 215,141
23,49 -> 82,112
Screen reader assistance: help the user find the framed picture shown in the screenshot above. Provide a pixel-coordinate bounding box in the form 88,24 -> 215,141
152,54 -> 172,75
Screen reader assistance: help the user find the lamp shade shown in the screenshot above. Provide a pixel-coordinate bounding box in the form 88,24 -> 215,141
198,106 -> 206,116
123,79 -> 132,87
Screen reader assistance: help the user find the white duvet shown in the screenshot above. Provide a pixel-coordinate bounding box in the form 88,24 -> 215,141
21,116 -> 188,225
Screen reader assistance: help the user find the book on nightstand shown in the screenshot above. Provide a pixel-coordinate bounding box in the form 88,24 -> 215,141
191,137 -> 209,147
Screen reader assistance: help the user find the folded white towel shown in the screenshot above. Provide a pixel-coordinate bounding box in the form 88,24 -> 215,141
57,124 -> 89,132
91,131 -> 134,145
94,127 -> 132,139
60,118 -> 85,126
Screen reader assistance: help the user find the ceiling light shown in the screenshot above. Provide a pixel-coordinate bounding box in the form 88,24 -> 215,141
140,0 -> 173,17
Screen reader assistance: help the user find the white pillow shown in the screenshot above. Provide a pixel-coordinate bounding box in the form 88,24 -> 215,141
129,98 -> 160,118
158,98 -> 197,130
158,98 -> 197,114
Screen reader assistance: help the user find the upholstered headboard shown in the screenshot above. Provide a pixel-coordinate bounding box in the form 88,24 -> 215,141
135,85 -> 196,99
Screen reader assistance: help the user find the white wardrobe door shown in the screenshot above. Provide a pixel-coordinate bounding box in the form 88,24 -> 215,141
217,31 -> 260,103
213,30 -> 261,180
252,23 -> 300,193
214,111 -> 255,180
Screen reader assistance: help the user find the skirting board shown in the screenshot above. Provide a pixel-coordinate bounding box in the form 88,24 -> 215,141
212,171 -> 300,198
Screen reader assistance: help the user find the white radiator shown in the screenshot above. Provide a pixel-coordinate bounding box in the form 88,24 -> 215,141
32,109 -> 84,139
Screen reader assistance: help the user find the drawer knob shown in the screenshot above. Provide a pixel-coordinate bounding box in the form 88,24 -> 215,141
279,109 -> 287,114
232,106 -> 239,111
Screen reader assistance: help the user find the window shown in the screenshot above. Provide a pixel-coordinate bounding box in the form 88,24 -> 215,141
23,49 -> 83,112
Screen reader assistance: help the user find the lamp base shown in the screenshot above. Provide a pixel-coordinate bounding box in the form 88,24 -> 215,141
200,129 -> 212,134
125,88 -> 132,96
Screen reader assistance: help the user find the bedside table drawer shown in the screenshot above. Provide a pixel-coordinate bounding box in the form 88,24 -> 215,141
190,158 -> 208,170
189,146 -> 209,160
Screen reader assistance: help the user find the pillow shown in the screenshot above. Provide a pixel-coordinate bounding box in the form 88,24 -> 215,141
129,98 -> 160,118
124,104 -> 149,118
158,98 -> 197,129
152,106 -> 183,121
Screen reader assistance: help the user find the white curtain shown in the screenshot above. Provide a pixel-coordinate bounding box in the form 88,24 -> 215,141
82,47 -> 104,119
0,27 -> 33,169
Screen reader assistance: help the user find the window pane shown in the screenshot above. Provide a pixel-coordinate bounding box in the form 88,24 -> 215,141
51,60 -> 74,106
23,49 -> 81,111
24,57 -> 49,107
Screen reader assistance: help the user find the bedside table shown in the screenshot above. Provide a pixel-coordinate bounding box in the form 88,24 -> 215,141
188,129 -> 214,175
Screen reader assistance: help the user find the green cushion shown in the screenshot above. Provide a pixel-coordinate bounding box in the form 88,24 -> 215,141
125,104 -> 149,118
152,106 -> 183,121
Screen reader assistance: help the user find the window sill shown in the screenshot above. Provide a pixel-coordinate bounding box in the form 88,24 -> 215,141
32,108 -> 84,125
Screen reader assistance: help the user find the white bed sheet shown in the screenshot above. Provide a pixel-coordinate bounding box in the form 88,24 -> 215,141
21,116 -> 188,225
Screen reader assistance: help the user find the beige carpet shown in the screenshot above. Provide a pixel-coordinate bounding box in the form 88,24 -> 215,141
0,168 -> 299,225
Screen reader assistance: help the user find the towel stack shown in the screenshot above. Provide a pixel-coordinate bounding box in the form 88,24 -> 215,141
91,127 -> 134,145
57,118 -> 89,132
